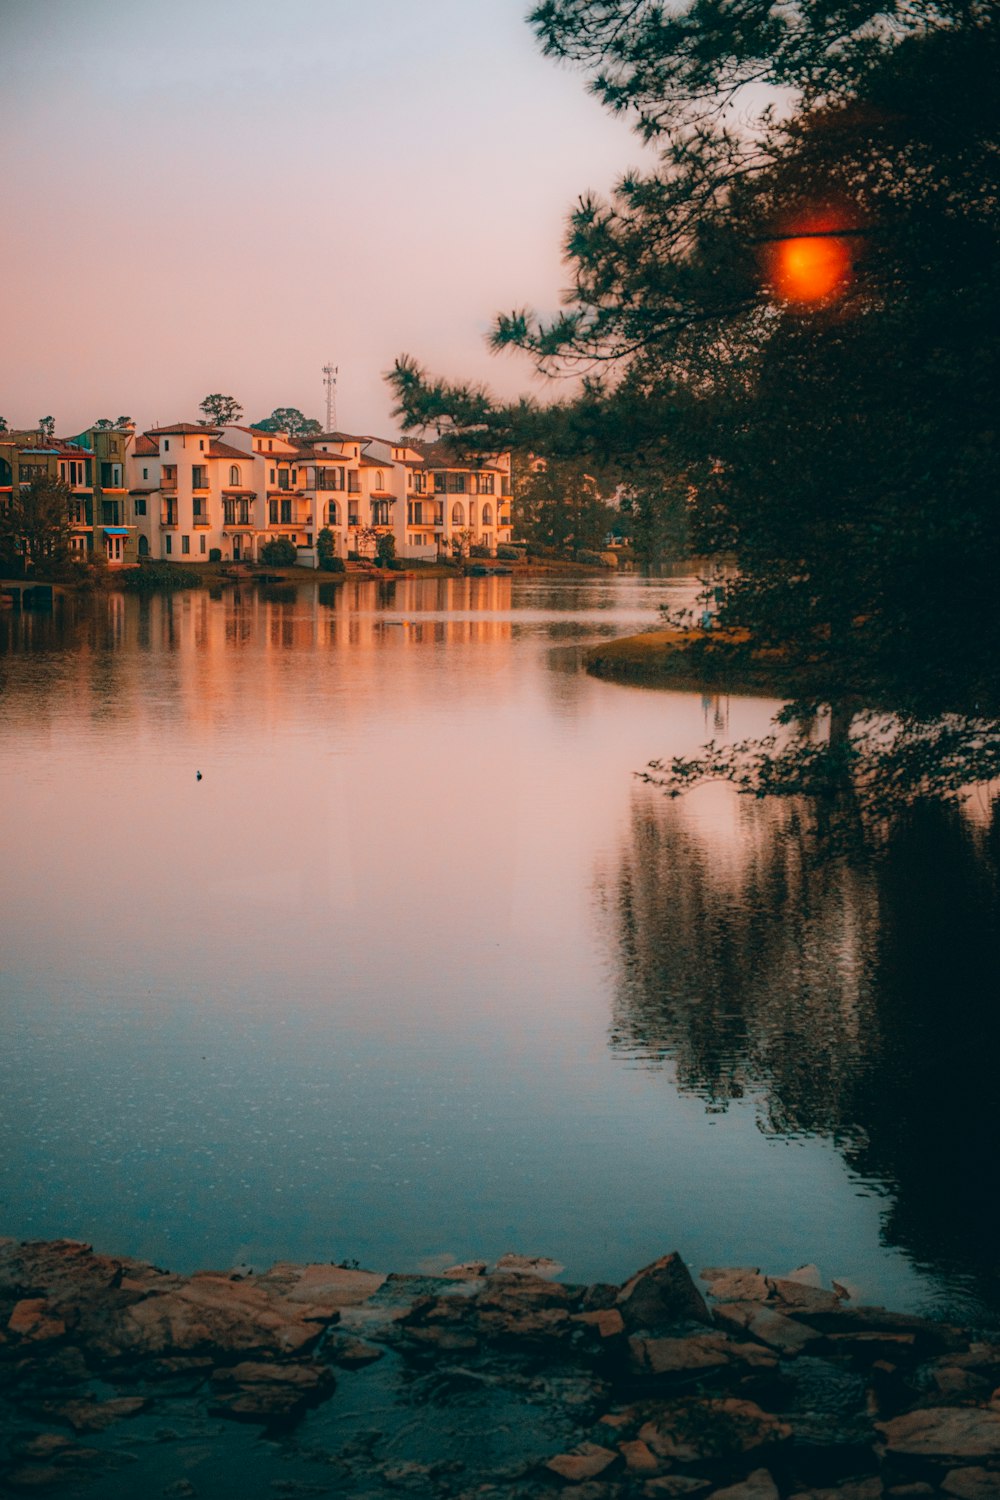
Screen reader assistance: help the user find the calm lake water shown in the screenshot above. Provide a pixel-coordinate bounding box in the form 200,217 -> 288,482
1,574 -> 998,1321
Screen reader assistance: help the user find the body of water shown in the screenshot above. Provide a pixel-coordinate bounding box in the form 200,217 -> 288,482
1,574 -> 997,1321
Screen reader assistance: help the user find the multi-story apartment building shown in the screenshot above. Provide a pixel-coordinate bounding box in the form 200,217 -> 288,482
124,423 -> 514,565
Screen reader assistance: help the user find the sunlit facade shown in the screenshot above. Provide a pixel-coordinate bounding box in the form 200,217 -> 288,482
124,424 -> 514,565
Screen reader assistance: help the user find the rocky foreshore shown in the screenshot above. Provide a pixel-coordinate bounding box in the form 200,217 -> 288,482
2,1237 -> 999,1499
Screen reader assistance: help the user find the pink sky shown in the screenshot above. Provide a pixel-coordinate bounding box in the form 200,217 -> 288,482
0,0 -> 646,438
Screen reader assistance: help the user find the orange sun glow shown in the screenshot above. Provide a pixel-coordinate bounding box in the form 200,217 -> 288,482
772,233 -> 852,304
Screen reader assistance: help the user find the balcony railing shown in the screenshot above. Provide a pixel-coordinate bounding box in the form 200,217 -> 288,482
160,508 -> 178,528
160,475 -> 177,490
193,515 -> 211,528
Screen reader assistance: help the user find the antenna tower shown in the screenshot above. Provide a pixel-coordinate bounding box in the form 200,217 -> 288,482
322,362 -> 338,433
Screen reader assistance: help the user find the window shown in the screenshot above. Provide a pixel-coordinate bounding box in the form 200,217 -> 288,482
100,461 -> 123,487
482,503 -> 493,526
328,501 -> 339,525
164,440 -> 170,451
477,472 -> 495,494
413,471 -> 426,494
451,502 -> 465,526
267,440 -> 273,451
142,467 -> 148,480
278,470 -> 290,490
192,466 -> 208,488
193,498 -> 206,519
181,534 -> 190,554
280,499 -> 291,523
501,476 -> 511,496
165,534 -> 172,554
375,470 -> 384,490
229,465 -> 241,486
434,473 -> 447,494
269,500 -> 278,524
199,439 -> 205,451
269,469 -> 276,484
134,498 -> 147,516
347,471 -> 360,493
447,473 -> 466,494
371,500 -> 390,526
200,535 -> 206,554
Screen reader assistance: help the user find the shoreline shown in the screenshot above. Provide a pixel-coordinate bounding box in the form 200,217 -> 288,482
3,1236 -> 998,1498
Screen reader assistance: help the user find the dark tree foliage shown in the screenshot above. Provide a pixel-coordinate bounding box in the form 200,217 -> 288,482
198,394 -> 243,426
387,2 -> 1000,830
517,457 -> 618,554
0,475 -> 72,575
254,407 -> 323,438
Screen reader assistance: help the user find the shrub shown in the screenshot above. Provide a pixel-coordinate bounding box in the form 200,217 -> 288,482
123,563 -> 202,591
469,544 -> 492,558
575,549 -> 613,567
375,531 -> 396,565
259,537 -> 297,566
316,527 -> 343,572
496,544 -> 521,561
386,556 -> 408,571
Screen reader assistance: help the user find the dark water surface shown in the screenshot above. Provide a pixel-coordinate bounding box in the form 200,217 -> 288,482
1,575 -> 997,1321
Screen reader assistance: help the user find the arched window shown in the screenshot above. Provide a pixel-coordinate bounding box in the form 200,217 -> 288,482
375,470 -> 384,490
229,465 -> 241,486
451,502 -> 465,526
481,503 -> 493,526
328,501 -> 339,526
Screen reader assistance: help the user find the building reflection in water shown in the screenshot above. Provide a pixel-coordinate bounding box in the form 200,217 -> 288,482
599,786 -> 1000,1307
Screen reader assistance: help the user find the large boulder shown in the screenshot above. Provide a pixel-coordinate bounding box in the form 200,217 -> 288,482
616,1254 -> 711,1332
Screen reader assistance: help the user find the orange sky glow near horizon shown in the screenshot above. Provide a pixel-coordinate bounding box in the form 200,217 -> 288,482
0,0 -> 654,441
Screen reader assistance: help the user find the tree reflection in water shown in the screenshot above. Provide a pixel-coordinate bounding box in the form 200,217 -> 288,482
601,789 -> 1000,1308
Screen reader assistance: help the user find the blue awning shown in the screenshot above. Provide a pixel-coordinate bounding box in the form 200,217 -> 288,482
102,526 -> 130,535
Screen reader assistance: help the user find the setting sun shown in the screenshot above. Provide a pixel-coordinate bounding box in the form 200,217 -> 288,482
772,233 -> 852,303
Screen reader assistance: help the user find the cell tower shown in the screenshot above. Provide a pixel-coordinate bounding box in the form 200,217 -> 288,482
322,362 -> 338,433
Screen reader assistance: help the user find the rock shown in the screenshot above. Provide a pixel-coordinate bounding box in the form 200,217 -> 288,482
55,1395 -> 150,1431
94,1273 -> 333,1359
616,1254 -> 711,1332
877,1406 -> 1000,1459
8,1435 -> 81,1461
325,1334 -> 384,1367
618,1439 -> 659,1473
766,1278 -> 845,1315
495,1253 -> 564,1279
701,1268 -> 770,1304
823,1332 -> 919,1365
628,1333 -> 733,1376
573,1308 -> 626,1340
641,1479 -> 711,1497
713,1302 -> 819,1355
544,1442 -> 620,1482
441,1262 -> 488,1279
406,1324 -> 479,1352
209,1358 -> 335,1423
931,1366 -> 991,1398
782,1263 -> 824,1288
789,1482 -> 883,1499
638,1398 -> 791,1463
7,1299 -> 67,1342
708,1469 -> 779,1500
941,1469 -> 1000,1499
255,1261 -> 386,1307
4,1466 -> 75,1491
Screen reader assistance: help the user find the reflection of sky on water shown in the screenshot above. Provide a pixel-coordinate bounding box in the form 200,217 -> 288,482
1,577 -> 995,1320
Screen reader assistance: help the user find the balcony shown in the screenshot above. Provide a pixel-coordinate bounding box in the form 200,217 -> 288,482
160,506 -> 178,528
193,515 -> 211,528
160,474 -> 177,491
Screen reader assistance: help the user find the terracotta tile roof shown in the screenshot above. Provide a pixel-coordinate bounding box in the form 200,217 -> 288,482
207,440 -> 251,461
147,422 -> 221,436
133,434 -> 158,456
359,456 -> 396,469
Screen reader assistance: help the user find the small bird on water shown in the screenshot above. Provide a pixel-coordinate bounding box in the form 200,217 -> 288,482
196,771 -> 203,781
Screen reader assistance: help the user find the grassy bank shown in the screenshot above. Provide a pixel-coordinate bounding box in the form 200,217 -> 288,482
584,627 -> 823,697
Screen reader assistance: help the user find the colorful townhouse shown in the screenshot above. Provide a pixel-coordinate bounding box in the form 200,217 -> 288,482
0,424 -> 135,567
